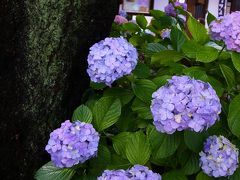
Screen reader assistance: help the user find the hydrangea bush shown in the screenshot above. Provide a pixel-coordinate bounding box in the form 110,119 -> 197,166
36,2 -> 240,180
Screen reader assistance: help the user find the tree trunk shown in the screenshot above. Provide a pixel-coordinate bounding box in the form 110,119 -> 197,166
0,0 -> 118,179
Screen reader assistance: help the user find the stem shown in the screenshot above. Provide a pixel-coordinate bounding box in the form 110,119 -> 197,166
218,44 -> 226,58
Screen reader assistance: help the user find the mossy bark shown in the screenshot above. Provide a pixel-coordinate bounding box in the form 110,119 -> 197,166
0,0 -> 118,179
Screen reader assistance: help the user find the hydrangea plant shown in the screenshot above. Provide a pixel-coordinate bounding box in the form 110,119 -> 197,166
200,136 -> 239,177
45,120 -> 100,168
151,76 -> 221,134
36,5 -> 240,180
98,165 -> 161,180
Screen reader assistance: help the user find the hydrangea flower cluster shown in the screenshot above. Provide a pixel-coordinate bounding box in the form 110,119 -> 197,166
97,169 -> 130,180
200,136 -> 239,177
98,165 -> 161,180
209,11 -> 240,52
45,120 -> 100,168
128,165 -> 161,180
161,28 -> 171,39
119,9 -> 127,18
87,37 -> 138,86
114,15 -> 128,24
164,1 -> 187,17
150,76 -> 221,134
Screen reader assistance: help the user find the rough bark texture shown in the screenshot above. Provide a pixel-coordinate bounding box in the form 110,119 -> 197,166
0,0 -> 118,179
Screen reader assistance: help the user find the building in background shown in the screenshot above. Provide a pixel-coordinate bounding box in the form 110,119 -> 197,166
120,0 -> 240,20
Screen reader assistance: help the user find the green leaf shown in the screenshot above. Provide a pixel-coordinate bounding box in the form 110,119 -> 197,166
136,15 -> 148,29
103,87 -> 134,106
126,131 -> 151,165
122,22 -> 141,33
219,64 -> 235,89
182,153 -> 200,175
146,43 -> 167,55
72,105 -> 93,123
151,50 -> 184,65
196,172 -> 214,180
152,75 -> 171,87
93,97 -> 121,131
183,67 -> 208,81
129,34 -> 144,46
187,15 -> 209,44
132,79 -> 157,103
147,125 -> 181,159
35,162 -> 76,180
170,27 -> 186,52
107,154 -> 131,170
133,62 -> 150,78
90,82 -> 106,90
88,144 -> 111,175
158,15 -> 175,29
207,76 -> 225,97
150,10 -> 165,20
196,46 -> 219,63
231,52 -> 240,72
181,40 -> 201,58
116,107 -> 137,131
112,132 -> 132,158
207,12 -> 216,26
230,168 -> 240,180
184,130 -> 207,153
228,94 -> 240,138
162,170 -> 187,180
89,144 -> 111,166
131,98 -> 152,119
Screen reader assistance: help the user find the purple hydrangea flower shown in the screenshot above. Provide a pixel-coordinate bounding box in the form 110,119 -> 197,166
97,169 -> 130,180
164,1 -> 187,17
119,9 -> 127,18
45,120 -> 100,168
114,15 -> 128,24
209,11 -> 240,52
150,76 -> 221,134
128,165 -> 162,180
98,165 -> 161,180
161,28 -> 171,39
87,37 -> 138,86
200,136 -> 239,177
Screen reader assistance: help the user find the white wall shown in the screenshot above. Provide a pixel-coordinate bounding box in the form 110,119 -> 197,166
153,0 -> 169,11
208,0 -> 219,17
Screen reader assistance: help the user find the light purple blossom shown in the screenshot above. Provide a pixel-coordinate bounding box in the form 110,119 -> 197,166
114,15 -> 128,24
164,1 -> 187,17
97,169 -> 130,180
161,28 -> 171,39
150,76 -> 221,134
87,37 -> 138,86
98,165 -> 161,180
209,11 -> 240,52
128,165 -> 161,180
200,136 -> 239,177
45,120 -> 100,168
119,9 -> 127,18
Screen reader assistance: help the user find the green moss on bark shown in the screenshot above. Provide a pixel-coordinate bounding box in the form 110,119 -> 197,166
0,0 -> 118,179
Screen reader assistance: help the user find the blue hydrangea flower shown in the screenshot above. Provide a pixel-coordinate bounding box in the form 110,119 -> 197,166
87,37 -> 138,86
119,9 -> 127,18
98,165 -> 161,180
45,120 -> 100,168
128,165 -> 162,180
209,11 -> 240,52
97,169 -> 130,180
200,136 -> 239,177
150,76 -> 221,134
164,1 -> 187,17
161,28 -> 171,39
